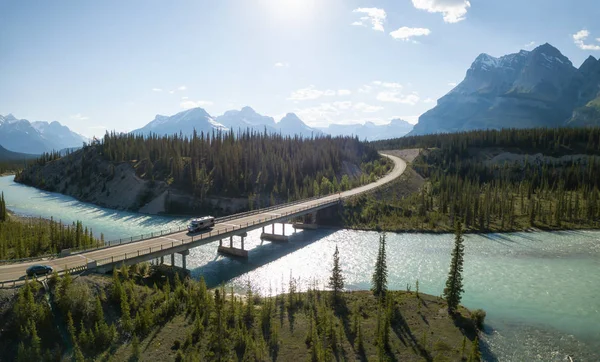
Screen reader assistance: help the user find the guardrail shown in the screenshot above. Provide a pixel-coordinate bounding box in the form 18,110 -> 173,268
0,262 -> 89,289
93,197 -> 341,267
0,152 -> 396,267
0,196 -> 327,265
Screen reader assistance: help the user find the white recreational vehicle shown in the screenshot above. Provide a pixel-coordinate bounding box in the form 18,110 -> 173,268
188,216 -> 215,233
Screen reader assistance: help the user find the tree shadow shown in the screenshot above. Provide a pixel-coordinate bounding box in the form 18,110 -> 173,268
391,308 -> 432,361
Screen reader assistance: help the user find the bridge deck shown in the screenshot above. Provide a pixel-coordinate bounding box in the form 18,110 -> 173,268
0,153 -> 406,285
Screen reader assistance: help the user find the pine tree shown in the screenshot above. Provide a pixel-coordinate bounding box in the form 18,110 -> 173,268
328,245 -> 344,303
468,336 -> 481,362
371,233 -> 388,298
443,220 -> 465,314
131,334 -> 141,360
0,192 -> 6,222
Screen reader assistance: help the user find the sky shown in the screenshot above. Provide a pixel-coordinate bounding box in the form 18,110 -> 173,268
1,0 -> 600,138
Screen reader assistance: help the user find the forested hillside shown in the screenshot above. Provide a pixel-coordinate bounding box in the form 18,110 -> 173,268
341,128 -> 600,232
15,131 -> 390,214
0,213 -> 102,260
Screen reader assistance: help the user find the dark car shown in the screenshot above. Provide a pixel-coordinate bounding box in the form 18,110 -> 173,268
26,265 -> 53,277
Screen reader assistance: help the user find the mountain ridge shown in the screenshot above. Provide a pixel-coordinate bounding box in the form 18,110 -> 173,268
410,43 -> 600,135
0,114 -> 88,154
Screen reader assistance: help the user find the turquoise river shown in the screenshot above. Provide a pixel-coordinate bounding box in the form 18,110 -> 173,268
1,175 -> 599,361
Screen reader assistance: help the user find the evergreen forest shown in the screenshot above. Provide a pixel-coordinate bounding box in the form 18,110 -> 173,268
342,127 -> 600,231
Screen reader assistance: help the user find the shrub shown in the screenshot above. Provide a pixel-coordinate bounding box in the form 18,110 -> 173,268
471,309 -> 486,330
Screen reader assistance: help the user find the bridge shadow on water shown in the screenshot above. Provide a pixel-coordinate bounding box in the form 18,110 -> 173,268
189,228 -> 338,289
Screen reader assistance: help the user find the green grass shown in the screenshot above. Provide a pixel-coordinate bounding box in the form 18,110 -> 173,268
0,268 -> 482,362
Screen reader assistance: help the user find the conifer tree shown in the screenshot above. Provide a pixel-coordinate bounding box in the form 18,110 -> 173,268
0,192 -> 7,222
468,336 -> 481,362
371,233 -> 388,298
443,220 -> 465,314
328,245 -> 344,303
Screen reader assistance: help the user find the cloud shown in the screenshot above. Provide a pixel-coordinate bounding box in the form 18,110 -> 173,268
373,81 -> 403,89
358,85 -> 373,93
293,103 -> 342,126
180,100 -> 214,109
70,113 -> 89,121
376,91 -> 420,105
411,0 -> 471,23
390,27 -> 431,41
448,82 -> 457,87
169,90 -> 175,94
423,98 -> 436,103
337,89 -> 352,96
333,101 -> 353,110
152,88 -> 163,92
352,8 -> 386,32
275,62 -> 290,67
524,41 -> 536,49
181,96 -> 189,100
178,85 -> 187,91
288,86 -> 337,101
354,102 -> 384,113
573,29 -> 600,51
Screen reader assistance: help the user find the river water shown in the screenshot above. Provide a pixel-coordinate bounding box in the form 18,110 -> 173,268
1,175 -> 599,361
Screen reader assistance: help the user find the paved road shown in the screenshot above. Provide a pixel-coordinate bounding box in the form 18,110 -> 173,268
0,153 -> 406,283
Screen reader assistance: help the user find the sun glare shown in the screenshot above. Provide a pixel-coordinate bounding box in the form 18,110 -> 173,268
260,0 -> 318,21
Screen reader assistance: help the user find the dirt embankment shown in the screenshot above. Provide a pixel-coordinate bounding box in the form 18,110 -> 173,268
15,147 -> 168,214
383,148 -> 421,163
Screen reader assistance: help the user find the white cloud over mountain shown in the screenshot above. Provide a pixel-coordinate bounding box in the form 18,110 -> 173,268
411,0 -> 471,23
390,27 -> 431,41
573,30 -> 600,50
352,8 -> 386,32
180,100 -> 214,109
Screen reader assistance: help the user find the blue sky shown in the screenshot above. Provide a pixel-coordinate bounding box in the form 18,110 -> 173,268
1,0 -> 599,137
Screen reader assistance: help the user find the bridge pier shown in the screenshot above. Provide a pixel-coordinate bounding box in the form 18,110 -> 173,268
178,250 -> 190,270
218,233 -> 249,258
171,253 -> 175,266
261,223 -> 289,242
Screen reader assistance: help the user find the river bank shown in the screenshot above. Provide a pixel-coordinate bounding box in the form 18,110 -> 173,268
0,269 -> 482,362
1,175 -> 599,360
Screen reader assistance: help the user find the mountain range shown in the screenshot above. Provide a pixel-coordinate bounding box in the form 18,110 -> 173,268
0,114 -> 88,154
409,43 -> 600,135
318,118 -> 413,141
131,107 -> 412,140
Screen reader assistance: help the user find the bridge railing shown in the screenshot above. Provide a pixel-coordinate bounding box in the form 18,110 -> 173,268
0,262 -> 89,289
0,153 -> 396,266
94,198 -> 341,267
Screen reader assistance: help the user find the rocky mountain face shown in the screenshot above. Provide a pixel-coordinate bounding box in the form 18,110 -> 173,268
132,107 -> 325,138
276,113 -> 324,137
320,118 -> 413,141
567,55 -> 600,127
410,43 -> 600,135
130,108 -> 229,136
0,114 -> 88,154
216,106 -> 277,133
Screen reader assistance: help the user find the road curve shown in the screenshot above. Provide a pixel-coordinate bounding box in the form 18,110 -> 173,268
0,153 -> 406,283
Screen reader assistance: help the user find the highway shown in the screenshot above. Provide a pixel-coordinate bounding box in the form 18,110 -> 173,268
0,153 -> 406,284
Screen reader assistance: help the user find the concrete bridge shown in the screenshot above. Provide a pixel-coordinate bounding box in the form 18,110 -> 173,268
0,153 -> 406,286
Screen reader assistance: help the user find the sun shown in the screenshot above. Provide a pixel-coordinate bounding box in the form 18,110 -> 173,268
260,0 -> 318,21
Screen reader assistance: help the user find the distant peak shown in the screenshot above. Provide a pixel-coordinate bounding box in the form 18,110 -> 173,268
532,42 -> 562,56
240,106 -> 256,113
579,55 -> 600,73
472,53 -> 499,69
279,113 -> 303,124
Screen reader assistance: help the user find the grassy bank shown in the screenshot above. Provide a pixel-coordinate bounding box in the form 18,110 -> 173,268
0,266 -> 482,361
